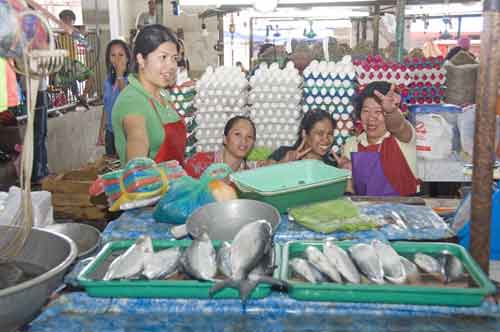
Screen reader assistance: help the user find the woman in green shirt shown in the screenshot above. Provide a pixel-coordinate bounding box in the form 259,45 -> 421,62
112,25 -> 187,166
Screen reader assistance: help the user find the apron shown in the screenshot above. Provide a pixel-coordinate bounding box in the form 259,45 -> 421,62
149,99 -> 187,164
351,135 -> 418,196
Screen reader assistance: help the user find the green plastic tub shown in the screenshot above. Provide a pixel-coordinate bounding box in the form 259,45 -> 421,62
281,240 -> 495,306
231,160 -> 351,213
78,239 -> 281,299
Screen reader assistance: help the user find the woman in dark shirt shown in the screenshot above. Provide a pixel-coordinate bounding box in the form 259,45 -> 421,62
268,109 -> 336,166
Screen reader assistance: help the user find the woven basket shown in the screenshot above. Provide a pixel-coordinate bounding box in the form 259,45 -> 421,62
445,62 -> 479,105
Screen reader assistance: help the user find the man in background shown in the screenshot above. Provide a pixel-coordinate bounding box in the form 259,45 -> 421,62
136,0 -> 158,31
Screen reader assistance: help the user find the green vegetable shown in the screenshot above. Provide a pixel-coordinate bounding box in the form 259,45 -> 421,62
290,199 -> 379,233
247,147 -> 273,161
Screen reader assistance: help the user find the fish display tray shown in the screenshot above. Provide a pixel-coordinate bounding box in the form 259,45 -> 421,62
281,241 -> 495,306
231,160 -> 350,213
78,239 -> 281,299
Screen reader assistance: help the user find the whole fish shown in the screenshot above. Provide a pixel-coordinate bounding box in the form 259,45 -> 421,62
248,244 -> 276,281
372,240 -> 406,284
439,251 -> 464,283
103,236 -> 154,280
349,243 -> 385,284
323,240 -> 360,284
289,258 -> 326,284
305,245 -> 342,283
216,241 -> 232,279
180,232 -> 217,281
414,253 -> 442,275
400,256 -> 420,283
142,247 -> 182,280
210,220 -> 284,300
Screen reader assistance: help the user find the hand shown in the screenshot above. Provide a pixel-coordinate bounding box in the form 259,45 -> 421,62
332,152 -> 352,170
281,139 -> 311,163
97,131 -> 105,146
374,84 -> 400,115
115,58 -> 127,77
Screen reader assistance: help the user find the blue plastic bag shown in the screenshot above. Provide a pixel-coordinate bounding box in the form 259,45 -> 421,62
153,163 -> 233,224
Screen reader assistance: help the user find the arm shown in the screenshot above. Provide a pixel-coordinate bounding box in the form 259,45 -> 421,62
374,85 -> 413,143
123,115 -> 149,162
97,106 -> 106,145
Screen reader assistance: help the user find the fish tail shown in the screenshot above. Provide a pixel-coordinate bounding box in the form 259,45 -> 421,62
209,279 -> 241,298
254,276 -> 289,292
238,280 -> 259,301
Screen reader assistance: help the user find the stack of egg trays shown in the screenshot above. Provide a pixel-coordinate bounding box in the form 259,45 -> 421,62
193,66 -> 248,153
249,62 -> 303,150
302,59 -> 357,154
169,81 -> 197,157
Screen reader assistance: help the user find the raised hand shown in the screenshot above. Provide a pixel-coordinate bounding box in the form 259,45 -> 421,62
282,139 -> 312,163
374,84 -> 400,115
332,152 -> 352,170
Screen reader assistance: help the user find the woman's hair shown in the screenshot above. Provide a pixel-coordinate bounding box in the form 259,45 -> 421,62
105,39 -> 132,84
133,24 -> 180,72
353,81 -> 393,120
223,116 -> 256,138
293,109 -> 335,148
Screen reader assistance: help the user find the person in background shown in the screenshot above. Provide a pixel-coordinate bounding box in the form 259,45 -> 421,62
235,61 -> 248,76
184,116 -> 257,178
136,0 -> 158,31
98,39 -> 131,156
268,109 -> 336,166
112,24 -> 186,166
445,36 -> 475,61
334,81 -> 418,196
176,39 -> 190,84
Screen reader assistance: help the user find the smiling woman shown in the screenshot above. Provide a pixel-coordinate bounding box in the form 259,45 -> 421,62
111,24 -> 187,166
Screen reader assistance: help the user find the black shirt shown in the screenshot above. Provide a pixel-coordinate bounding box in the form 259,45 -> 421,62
268,145 -> 337,167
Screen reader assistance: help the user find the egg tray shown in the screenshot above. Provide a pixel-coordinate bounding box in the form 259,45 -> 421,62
78,239 -> 281,299
281,240 -> 495,306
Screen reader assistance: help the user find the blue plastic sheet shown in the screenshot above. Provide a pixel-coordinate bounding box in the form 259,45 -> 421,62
27,292 -> 500,332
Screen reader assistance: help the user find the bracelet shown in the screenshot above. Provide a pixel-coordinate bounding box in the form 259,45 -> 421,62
116,76 -> 125,80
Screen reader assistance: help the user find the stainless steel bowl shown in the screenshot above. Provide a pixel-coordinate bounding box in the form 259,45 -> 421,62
185,199 -> 281,241
45,223 -> 101,258
0,226 -> 77,332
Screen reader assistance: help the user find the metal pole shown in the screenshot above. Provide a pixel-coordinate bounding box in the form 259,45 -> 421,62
373,5 -> 381,54
361,17 -> 368,41
249,18 -> 254,71
356,19 -> 360,44
217,13 -> 224,66
395,0 -> 406,62
470,0 -> 500,273
457,16 -> 462,39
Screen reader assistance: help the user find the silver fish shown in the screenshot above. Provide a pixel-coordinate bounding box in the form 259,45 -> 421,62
210,220 -> 285,300
439,251 -> 464,283
349,243 -> 385,284
143,247 -> 182,280
248,245 -> 276,281
414,253 -> 442,274
323,240 -> 360,284
216,241 -> 232,279
103,236 -> 154,280
372,240 -> 406,284
289,258 -> 326,284
400,256 -> 419,283
305,245 -> 342,283
180,232 -> 217,281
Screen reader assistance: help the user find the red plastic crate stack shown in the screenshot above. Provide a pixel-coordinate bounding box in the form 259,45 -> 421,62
353,55 -> 447,112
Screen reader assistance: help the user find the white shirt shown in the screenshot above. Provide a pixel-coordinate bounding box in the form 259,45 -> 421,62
136,12 -> 157,29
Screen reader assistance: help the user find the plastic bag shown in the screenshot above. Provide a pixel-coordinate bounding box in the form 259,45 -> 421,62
153,163 -> 233,225
289,199 -> 380,233
0,186 -> 54,228
102,158 -> 169,212
415,113 -> 454,160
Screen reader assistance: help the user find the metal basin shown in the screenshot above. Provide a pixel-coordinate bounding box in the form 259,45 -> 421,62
0,226 -> 77,332
45,223 -> 101,258
185,199 -> 281,241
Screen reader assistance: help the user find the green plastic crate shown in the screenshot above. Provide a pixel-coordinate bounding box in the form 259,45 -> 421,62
231,160 -> 351,213
78,239 -> 281,299
281,240 -> 495,306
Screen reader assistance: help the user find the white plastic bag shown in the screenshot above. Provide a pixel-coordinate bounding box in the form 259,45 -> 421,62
415,114 -> 454,160
458,105 -> 500,159
0,186 -> 54,228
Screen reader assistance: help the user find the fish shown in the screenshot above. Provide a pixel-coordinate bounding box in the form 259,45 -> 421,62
372,240 -> 406,284
216,241 -> 232,279
180,232 -> 217,281
210,220 -> 283,300
305,245 -> 342,283
103,236 -> 154,280
289,258 -> 326,284
323,240 -> 360,284
400,256 -> 420,283
142,247 -> 182,280
349,243 -> 385,284
413,253 -> 442,275
248,244 -> 276,281
439,251 -> 465,283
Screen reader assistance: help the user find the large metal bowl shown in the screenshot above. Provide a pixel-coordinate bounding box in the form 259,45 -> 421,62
186,199 -> 281,241
0,226 -> 78,332
45,223 -> 101,258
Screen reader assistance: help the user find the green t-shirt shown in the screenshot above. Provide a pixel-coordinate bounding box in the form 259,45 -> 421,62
112,75 -> 180,166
